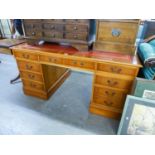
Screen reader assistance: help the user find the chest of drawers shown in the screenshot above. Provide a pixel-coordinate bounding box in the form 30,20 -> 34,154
22,19 -> 96,51
94,20 -> 140,55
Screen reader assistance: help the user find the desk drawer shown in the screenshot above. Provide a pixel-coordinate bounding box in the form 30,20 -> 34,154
39,55 -> 63,64
14,51 -> 38,61
17,60 -> 42,73
23,80 -> 45,91
42,19 -> 64,23
65,19 -> 89,23
95,73 -> 133,89
93,86 -> 127,109
20,71 -> 43,82
97,62 -> 138,76
64,59 -> 95,70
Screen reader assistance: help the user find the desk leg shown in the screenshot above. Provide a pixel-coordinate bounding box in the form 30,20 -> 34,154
10,74 -> 20,84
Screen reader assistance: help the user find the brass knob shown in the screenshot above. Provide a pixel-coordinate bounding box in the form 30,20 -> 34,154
104,101 -> 113,106
80,62 -> 84,66
72,61 -> 77,65
22,54 -> 29,59
74,35 -> 77,39
51,25 -> 55,29
30,83 -> 36,88
74,26 -> 77,30
26,64 -> 33,70
32,32 -> 35,36
28,74 -> 35,79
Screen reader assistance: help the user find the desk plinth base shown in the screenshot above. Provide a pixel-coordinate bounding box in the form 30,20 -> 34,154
23,69 -> 71,100
89,104 -> 122,120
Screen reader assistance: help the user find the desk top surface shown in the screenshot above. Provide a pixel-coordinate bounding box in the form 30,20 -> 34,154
11,43 -> 142,67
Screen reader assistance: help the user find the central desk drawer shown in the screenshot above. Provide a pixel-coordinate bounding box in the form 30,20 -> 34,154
14,51 -> 38,61
97,62 -> 138,76
39,55 -> 63,64
95,73 -> 133,89
93,86 -> 127,109
17,60 -> 42,73
20,71 -> 43,82
23,80 -> 45,91
64,59 -> 95,70
65,33 -> 87,41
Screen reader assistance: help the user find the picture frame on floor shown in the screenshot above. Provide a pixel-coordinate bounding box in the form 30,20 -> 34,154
117,95 -> 155,135
131,77 -> 155,100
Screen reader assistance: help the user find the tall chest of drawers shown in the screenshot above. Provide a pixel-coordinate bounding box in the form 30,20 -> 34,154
94,19 -> 140,55
22,19 -> 96,51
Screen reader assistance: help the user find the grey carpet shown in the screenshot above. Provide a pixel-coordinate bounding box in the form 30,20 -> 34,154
0,53 -> 119,134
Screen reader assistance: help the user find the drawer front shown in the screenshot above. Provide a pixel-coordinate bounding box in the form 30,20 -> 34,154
64,59 -> 95,70
93,86 -> 127,109
14,51 -> 38,61
97,21 -> 139,44
23,19 -> 42,23
43,23 -> 64,31
43,31 -> 63,38
39,55 -> 63,64
25,30 -> 42,37
65,24 -> 88,32
17,61 -> 41,73
97,62 -> 138,76
65,19 -> 89,23
95,74 -> 133,89
24,23 -> 42,30
20,71 -> 43,82
65,33 -> 87,41
42,19 -> 64,23
23,80 -> 45,91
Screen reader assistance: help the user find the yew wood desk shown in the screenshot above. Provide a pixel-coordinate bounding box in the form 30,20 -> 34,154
11,43 -> 142,119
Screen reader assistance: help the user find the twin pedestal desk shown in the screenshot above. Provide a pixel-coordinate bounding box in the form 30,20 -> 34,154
11,43 -> 141,119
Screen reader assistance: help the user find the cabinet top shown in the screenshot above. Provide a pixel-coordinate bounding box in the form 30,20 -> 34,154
11,43 -> 142,67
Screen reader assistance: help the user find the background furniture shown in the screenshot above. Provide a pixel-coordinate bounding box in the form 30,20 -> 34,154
93,19 -> 140,55
22,19 -> 96,51
138,35 -> 155,80
11,43 -> 141,119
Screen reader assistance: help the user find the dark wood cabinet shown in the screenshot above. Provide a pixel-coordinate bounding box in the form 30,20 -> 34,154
22,19 -> 96,51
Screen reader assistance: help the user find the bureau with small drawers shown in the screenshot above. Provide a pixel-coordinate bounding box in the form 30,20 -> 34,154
11,43 -> 141,119
22,19 -> 96,51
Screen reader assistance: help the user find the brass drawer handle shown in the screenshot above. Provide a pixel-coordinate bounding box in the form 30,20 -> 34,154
26,64 -> 33,70
73,26 -> 77,30
110,67 -> 122,73
105,91 -> 116,96
74,35 -> 77,38
28,74 -> 35,79
32,32 -> 36,36
107,80 -> 118,86
22,54 -> 30,59
111,28 -> 121,37
49,58 -> 57,62
104,100 -> 113,106
30,83 -> 36,88
80,62 -> 84,66
72,61 -> 77,65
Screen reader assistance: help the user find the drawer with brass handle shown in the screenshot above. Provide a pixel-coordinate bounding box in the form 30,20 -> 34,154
64,59 -> 95,70
65,33 -> 88,41
93,86 -> 127,109
95,73 -> 133,89
97,62 -> 138,76
26,31 -> 42,37
20,71 -> 43,82
14,51 -> 38,61
23,80 -> 45,91
43,23 -> 64,31
39,55 -> 63,64
17,60 -> 42,73
65,25 -> 88,32
43,31 -> 63,38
